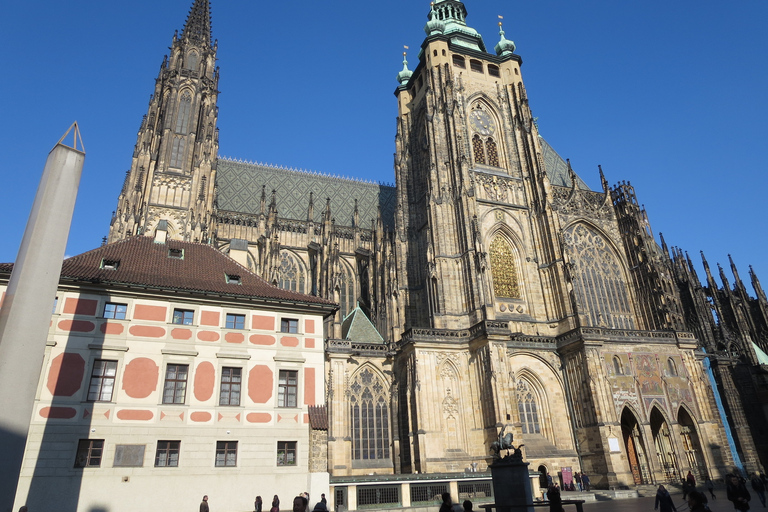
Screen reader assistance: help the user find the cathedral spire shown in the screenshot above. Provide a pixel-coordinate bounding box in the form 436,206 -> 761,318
182,0 -> 213,48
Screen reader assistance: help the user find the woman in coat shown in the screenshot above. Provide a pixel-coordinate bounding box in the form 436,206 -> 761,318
654,485 -> 677,512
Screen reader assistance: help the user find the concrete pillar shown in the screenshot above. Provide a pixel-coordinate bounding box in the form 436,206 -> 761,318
347,485 -> 357,512
0,124 -> 84,512
401,483 -> 411,507
449,480 -> 459,503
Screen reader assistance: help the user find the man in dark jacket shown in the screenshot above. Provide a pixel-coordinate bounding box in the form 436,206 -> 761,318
728,475 -> 752,511
655,485 -> 677,512
200,495 -> 210,512
751,473 -> 766,507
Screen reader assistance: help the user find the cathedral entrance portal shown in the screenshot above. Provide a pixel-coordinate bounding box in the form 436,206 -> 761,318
678,408 -> 707,479
621,408 -> 651,484
650,407 -> 680,482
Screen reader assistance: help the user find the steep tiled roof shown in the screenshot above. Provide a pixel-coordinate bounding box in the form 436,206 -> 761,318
216,158 -> 397,229
307,405 -> 328,431
341,306 -> 385,343
539,137 -> 590,190
1,237 -> 335,307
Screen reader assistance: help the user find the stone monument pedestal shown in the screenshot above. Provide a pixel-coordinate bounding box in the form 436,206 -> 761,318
488,457 -> 535,512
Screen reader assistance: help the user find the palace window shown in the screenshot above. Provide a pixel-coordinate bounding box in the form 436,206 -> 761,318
226,313 -> 245,330
103,302 -> 127,320
277,441 -> 297,466
87,360 -> 118,402
155,440 -> 180,467
278,370 -> 298,408
350,368 -> 391,461
75,439 -> 104,468
517,379 -> 541,435
162,364 -> 188,404
215,441 -> 237,467
219,367 -> 242,406
172,308 -> 194,325
280,318 -> 299,333
489,235 -> 520,299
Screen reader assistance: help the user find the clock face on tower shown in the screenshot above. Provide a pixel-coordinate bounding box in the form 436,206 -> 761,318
469,109 -> 496,136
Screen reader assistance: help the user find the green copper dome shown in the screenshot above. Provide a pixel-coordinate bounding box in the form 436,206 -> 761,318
424,0 -> 485,52
494,23 -> 516,56
397,53 -> 413,85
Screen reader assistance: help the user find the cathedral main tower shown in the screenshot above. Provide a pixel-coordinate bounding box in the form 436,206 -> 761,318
109,0 -> 219,243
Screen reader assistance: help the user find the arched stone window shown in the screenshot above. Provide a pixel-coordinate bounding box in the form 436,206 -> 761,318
277,251 -> 306,294
472,135 -> 486,165
349,368 -> 390,461
613,356 -> 624,376
186,51 -> 199,70
562,224 -> 635,329
667,358 -> 678,377
486,138 -> 499,167
489,234 -> 520,299
517,379 -> 541,434
170,136 -> 185,168
175,91 -> 192,134
338,261 -> 355,320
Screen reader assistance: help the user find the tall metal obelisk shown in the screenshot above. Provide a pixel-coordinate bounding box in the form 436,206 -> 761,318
0,123 -> 85,512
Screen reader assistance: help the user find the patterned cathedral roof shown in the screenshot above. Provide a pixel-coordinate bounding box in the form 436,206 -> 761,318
216,158 -> 397,229
540,137 -> 590,190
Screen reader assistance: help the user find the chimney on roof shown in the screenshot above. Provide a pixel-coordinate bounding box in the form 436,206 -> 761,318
154,220 -> 168,244
229,238 -> 249,268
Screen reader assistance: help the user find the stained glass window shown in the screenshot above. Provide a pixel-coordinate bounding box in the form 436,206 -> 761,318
517,379 -> 541,434
175,91 -> 192,134
489,235 -> 520,299
278,251 -> 306,293
563,224 -> 635,330
350,368 -> 390,461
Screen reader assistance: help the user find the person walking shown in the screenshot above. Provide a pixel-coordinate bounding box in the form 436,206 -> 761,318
751,473 -> 766,508
728,474 -> 752,511
256,496 -> 263,512
200,495 -> 210,512
687,471 -> 697,488
271,495 -> 280,512
581,473 -> 591,492
688,491 -> 708,512
546,484 -> 564,512
705,477 -> 717,500
575,472 -> 582,492
654,485 -> 677,512
439,493 -> 453,512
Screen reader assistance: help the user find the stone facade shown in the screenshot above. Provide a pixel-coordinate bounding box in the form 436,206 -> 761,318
104,0 -> 766,493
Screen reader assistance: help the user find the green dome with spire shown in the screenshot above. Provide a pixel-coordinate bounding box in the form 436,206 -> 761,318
397,52 -> 413,85
423,0 -> 486,52
494,22 -> 516,56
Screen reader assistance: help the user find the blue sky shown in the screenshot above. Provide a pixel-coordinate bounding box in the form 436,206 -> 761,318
1,0 -> 766,291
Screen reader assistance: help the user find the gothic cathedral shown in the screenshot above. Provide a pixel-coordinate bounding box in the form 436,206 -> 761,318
108,0 -> 767,487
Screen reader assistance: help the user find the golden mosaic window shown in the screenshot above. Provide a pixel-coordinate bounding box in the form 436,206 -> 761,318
472,134 -> 486,165
489,235 -> 520,299
486,138 -> 499,166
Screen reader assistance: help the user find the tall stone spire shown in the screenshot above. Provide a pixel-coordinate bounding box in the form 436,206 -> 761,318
108,0 -> 219,244
182,0 -> 213,48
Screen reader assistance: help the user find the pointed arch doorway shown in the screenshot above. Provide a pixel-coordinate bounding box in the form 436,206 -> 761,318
650,407 -> 680,482
621,408 -> 651,484
678,408 -> 707,479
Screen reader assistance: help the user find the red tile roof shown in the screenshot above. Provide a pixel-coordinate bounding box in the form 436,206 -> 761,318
1,237 -> 335,308
307,405 -> 328,430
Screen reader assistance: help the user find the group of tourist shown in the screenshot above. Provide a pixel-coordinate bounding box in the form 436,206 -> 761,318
199,492 -> 328,512
655,470 -> 767,512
